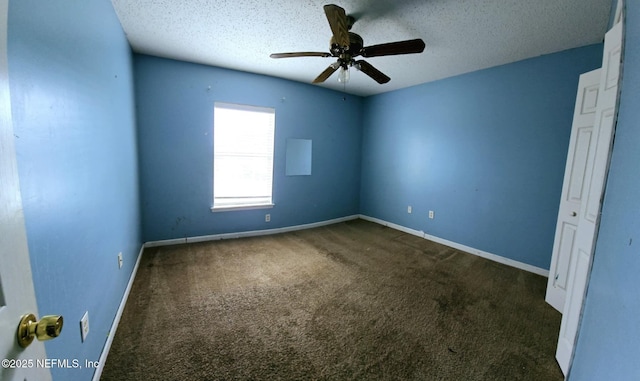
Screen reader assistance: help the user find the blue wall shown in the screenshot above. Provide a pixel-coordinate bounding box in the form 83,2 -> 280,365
569,3 -> 640,379
7,0 -> 631,379
8,1 -> 141,380
135,55 -> 362,242
360,45 -> 603,270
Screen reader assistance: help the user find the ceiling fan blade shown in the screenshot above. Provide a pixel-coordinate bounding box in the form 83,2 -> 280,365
312,63 -> 340,83
356,60 -> 390,84
361,38 -> 426,57
324,4 -> 350,47
270,52 -> 331,59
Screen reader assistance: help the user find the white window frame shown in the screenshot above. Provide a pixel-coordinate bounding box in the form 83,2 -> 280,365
211,102 -> 275,212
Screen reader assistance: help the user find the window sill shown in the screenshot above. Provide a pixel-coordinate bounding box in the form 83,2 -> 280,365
210,203 -> 274,213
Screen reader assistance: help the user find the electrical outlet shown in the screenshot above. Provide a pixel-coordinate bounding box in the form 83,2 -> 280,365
407,206 -> 412,214
80,311 -> 90,342
429,210 -> 435,219
117,252 -> 123,269
265,214 -> 271,222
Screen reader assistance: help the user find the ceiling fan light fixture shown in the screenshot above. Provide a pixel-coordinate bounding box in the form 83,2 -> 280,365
337,66 -> 350,83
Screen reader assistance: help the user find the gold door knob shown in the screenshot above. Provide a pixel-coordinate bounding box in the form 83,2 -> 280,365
17,313 -> 64,348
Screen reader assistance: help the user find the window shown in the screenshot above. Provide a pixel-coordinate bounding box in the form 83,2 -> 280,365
212,102 -> 275,211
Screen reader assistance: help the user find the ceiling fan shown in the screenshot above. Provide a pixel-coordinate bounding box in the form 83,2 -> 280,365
269,4 -> 426,85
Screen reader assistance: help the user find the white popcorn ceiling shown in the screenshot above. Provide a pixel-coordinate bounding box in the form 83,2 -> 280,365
110,0 -> 612,97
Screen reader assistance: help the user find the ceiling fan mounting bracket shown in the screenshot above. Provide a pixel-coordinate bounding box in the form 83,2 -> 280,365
346,15 -> 355,30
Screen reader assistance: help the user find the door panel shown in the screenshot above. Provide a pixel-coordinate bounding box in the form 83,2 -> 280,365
545,68 -> 601,312
605,46 -> 621,90
586,108 -> 615,223
567,126 -> 593,203
580,83 -> 599,114
0,2 -> 52,380
554,222 -> 577,291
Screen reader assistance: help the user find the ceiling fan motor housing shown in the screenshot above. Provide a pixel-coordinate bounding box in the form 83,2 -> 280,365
330,32 -> 364,58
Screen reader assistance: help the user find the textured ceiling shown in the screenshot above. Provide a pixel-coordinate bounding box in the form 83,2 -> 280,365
110,0 -> 612,97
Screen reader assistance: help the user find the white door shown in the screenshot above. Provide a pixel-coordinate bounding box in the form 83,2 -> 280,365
0,2 -> 52,380
545,68 -> 602,313
555,20 -> 624,375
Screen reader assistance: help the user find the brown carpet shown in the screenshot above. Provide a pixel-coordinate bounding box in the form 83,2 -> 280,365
100,219 -> 563,380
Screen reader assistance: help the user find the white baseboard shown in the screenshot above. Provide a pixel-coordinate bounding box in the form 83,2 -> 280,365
144,214 -> 360,248
358,215 -> 425,238
92,244 -> 145,381
359,214 -> 549,277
